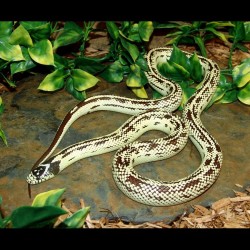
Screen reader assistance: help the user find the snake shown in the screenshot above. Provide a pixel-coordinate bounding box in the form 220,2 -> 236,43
26,47 -> 223,206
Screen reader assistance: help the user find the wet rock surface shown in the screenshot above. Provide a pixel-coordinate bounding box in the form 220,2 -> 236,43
0,73 -> 249,223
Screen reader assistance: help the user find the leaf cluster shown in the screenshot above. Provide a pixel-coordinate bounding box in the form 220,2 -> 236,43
0,188 -> 90,228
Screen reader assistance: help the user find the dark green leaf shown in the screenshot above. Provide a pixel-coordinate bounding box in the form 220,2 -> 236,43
135,54 -> 149,71
154,22 -> 181,29
54,54 -> 69,69
0,21 -> 13,37
106,21 -> 119,40
0,126 -> 7,146
11,206 -> 67,228
65,77 -> 87,101
127,23 -> 141,42
99,60 -> 124,82
244,22 -> 250,41
193,36 -> 207,57
169,45 -> 191,73
119,33 -> 139,62
205,27 -> 229,43
20,21 -> 51,41
235,43 -> 249,52
189,52 -> 203,82
219,89 -> 238,104
53,29 -> 83,50
74,57 -> 106,74
232,21 -> 245,43
64,21 -> 83,33
126,64 -> 143,87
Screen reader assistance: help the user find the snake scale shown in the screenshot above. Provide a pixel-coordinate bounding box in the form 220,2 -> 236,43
26,47 -> 223,206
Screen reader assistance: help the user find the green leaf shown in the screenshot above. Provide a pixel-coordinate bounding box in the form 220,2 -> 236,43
20,21 -> 52,41
74,57 -> 106,74
10,47 -> 36,75
128,23 -> 141,42
237,82 -> 250,105
106,21 -> 119,40
127,64 -> 143,87
189,52 -> 203,82
206,21 -> 234,28
38,69 -> 67,91
53,29 -> 83,50
0,38 -> 24,61
179,83 -> 196,110
28,39 -> 54,65
10,205 -> 67,228
193,36 -> 207,57
0,126 -> 8,146
135,54 -> 149,71
232,58 -> 250,88
9,24 -> 33,47
99,60 -> 124,82
169,45 -> 191,73
205,27 -> 229,43
54,54 -> 69,69
65,77 -> 87,101
71,69 -> 99,91
0,21 -> 13,37
138,21 -> 154,42
64,21 -> 83,33
32,188 -> 66,207
119,33 -> 139,62
58,207 -> 90,228
232,21 -> 245,43
131,86 -> 148,98
218,89 -> 238,104
244,22 -> 250,41
0,96 -> 3,112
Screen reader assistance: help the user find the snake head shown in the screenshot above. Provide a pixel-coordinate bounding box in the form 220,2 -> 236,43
26,162 -> 58,184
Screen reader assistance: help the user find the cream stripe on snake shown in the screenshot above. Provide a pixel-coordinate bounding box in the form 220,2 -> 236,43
26,47 -> 223,206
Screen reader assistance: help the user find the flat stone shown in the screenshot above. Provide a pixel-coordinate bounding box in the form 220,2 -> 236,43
0,73 -> 249,224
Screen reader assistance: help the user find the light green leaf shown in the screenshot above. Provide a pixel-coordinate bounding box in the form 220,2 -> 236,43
179,85 -> 196,110
71,69 -> 99,91
9,24 -> 33,47
131,86 -> 148,98
11,205 -> 67,228
38,69 -> 66,91
10,47 -> 36,75
59,207 -> 90,228
0,38 -> 24,61
32,188 -> 66,207
206,27 -> 229,43
28,39 -> 54,65
237,82 -> 250,105
138,21 -> 154,42
232,58 -> 250,88
126,64 -> 142,87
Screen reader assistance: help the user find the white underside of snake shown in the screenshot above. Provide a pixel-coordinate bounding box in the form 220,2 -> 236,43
26,47 -> 223,206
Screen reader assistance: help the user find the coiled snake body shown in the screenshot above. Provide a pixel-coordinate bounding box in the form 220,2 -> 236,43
27,47 -> 223,206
